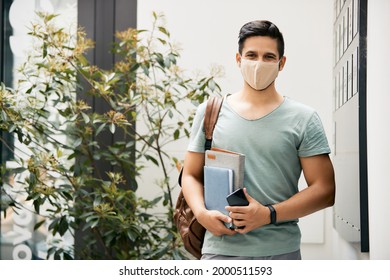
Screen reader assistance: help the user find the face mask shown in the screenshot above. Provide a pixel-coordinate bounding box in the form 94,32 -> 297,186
240,58 -> 280,90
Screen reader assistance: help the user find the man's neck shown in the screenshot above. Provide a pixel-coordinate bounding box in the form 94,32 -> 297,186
227,83 -> 284,120
239,82 -> 283,105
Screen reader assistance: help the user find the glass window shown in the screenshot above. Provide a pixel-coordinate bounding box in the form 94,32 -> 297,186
1,0 -> 77,260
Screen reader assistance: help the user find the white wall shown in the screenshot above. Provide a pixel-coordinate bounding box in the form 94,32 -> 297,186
137,0 -> 335,259
366,0 -> 390,260
327,0 -> 390,261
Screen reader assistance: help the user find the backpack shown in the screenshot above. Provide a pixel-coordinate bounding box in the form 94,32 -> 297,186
174,95 -> 223,259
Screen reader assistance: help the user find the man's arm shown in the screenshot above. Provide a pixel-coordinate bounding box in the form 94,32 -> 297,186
274,153 -> 335,221
227,154 -> 335,233
181,151 -> 235,236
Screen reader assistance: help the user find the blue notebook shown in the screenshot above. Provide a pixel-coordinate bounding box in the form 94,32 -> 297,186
204,166 -> 234,216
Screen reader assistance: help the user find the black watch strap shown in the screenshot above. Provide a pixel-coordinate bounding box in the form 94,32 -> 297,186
266,204 -> 277,224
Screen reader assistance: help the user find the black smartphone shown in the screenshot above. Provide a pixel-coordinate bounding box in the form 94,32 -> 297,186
226,188 -> 249,206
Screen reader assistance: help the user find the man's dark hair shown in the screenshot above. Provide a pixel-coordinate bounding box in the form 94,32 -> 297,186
238,20 -> 285,58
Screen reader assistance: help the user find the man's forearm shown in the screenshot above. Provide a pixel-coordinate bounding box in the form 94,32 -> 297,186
273,182 -> 335,223
182,175 -> 206,218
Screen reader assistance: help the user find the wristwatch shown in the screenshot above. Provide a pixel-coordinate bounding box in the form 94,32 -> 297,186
266,204 -> 277,224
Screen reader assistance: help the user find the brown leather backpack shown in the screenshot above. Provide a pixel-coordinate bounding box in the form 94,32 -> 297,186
174,95 -> 223,259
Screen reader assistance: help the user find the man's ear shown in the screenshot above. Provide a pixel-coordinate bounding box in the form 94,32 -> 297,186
279,56 -> 286,71
236,52 -> 241,66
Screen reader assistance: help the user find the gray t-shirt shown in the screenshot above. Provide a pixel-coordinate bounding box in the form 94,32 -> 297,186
187,95 -> 331,257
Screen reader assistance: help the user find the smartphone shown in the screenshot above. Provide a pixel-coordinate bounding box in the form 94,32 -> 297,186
226,188 -> 249,206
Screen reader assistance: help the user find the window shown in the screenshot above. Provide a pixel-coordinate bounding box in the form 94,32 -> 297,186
1,0 -> 77,260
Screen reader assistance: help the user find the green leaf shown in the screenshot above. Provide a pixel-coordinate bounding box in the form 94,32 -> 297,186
95,123 -> 106,136
109,123 -> 116,134
173,129 -> 180,140
33,197 -> 42,214
54,251 -> 61,260
60,191 -> 73,201
141,64 -> 149,76
11,167 -> 27,174
47,247 -> 56,258
208,79 -> 216,91
81,112 -> 90,123
63,252 -> 73,260
144,154 -> 159,166
164,57 -> 171,68
151,196 -> 162,205
127,225 -> 142,242
44,13 -> 59,22
85,214 -> 98,223
129,63 -> 139,72
43,42 -> 48,58
105,72 -> 116,83
155,53 -> 165,68
26,87 -> 33,94
73,138 -> 82,148
157,38 -> 167,45
82,218 -> 99,231
48,218 -> 59,232
158,26 -> 170,37
163,192 -> 170,206
58,216 -> 69,236
77,54 -> 88,66
168,53 -> 177,64
34,220 -> 46,230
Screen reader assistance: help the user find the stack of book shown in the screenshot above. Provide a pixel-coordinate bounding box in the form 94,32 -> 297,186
203,148 -> 245,216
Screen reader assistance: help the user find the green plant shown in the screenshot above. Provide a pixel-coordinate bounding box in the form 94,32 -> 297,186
0,12 -> 221,259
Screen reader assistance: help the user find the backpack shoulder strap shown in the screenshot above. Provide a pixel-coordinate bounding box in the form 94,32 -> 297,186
177,95 -> 223,187
204,95 -> 223,150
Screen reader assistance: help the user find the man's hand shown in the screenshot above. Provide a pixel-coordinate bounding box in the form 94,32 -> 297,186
196,209 -> 236,237
225,188 -> 269,234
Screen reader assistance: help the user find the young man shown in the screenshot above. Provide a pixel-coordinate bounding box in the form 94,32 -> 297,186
181,20 -> 335,260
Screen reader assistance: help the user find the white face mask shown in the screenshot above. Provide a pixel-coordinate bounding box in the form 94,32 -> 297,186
240,58 -> 280,90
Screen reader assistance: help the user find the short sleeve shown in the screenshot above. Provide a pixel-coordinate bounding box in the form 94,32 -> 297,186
187,102 -> 207,153
298,112 -> 331,157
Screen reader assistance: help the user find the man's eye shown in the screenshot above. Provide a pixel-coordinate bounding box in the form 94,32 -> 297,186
265,55 -> 276,60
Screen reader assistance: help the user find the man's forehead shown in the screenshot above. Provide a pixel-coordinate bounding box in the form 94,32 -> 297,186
242,36 -> 278,52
